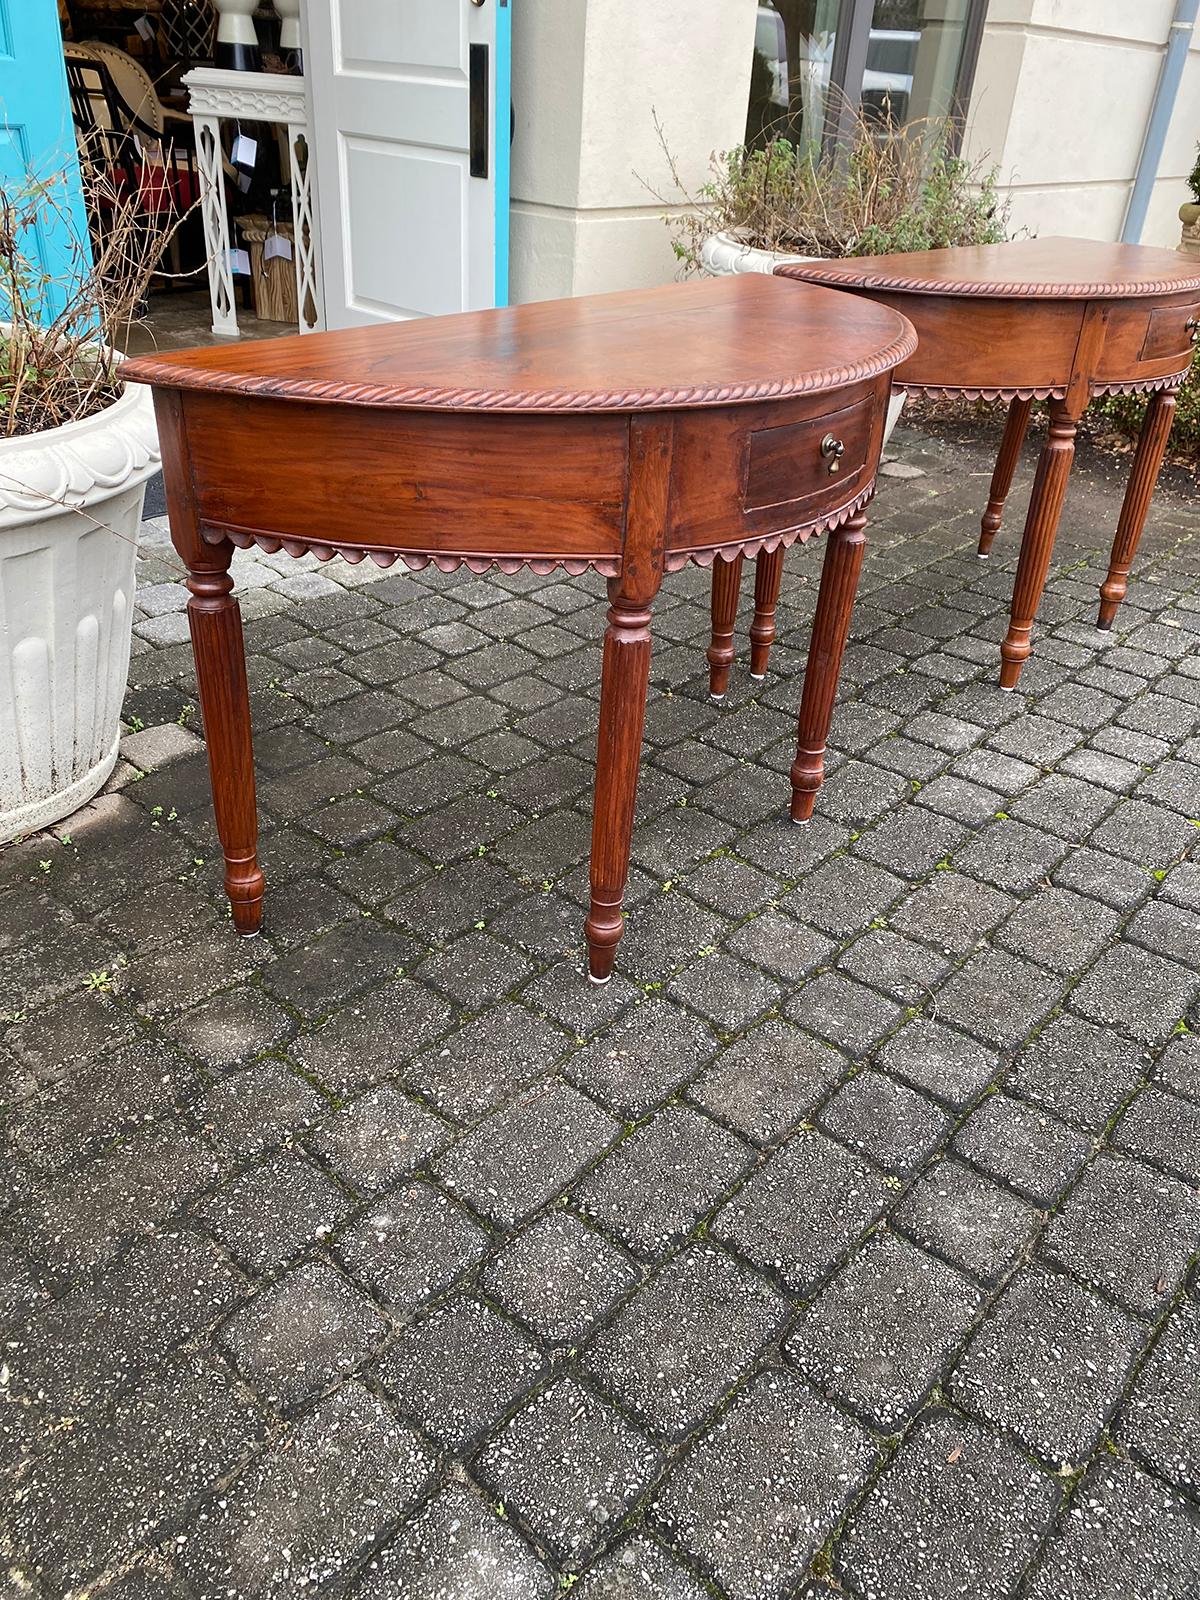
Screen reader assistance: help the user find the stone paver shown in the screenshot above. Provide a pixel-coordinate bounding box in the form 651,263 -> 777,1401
1040,1153 -> 1200,1316
651,1370 -> 876,1600
950,1267 -> 1146,1467
892,1157 -> 1040,1286
583,1243 -> 787,1439
475,1378 -> 661,1566
952,1092 -> 1092,1207
481,1209 -> 638,1343
378,1294 -> 544,1448
836,1411 -> 1058,1600
572,1104 -> 753,1258
435,1079 -> 620,1227
219,1260 -> 388,1414
712,1128 -> 891,1294
571,1532 -> 710,1599
1006,1014 -> 1148,1131
785,1229 -> 984,1430
334,1180 -> 490,1313
687,1020 -> 845,1144
6,424 -> 1200,1593
350,1485 -> 555,1598
181,1383 -> 430,1598
1024,1459 -> 1200,1600
818,1068 -> 953,1174
1119,1297 -> 1200,1499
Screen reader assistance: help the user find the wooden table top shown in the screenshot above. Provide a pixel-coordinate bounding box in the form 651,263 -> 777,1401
775,237 -> 1200,301
123,275 -> 915,415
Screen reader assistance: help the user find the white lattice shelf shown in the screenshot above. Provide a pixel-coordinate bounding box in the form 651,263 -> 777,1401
184,66 -> 324,338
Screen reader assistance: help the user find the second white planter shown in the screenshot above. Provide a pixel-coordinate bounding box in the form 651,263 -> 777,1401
700,229 -> 908,447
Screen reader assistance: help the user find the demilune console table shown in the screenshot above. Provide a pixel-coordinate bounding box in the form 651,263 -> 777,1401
715,238 -> 1200,695
124,275 -> 914,981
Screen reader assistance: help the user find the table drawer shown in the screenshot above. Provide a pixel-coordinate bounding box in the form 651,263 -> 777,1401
743,393 -> 875,513
1139,300 -> 1200,365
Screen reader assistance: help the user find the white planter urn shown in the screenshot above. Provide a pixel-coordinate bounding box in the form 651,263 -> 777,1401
0,376 -> 160,844
700,230 -> 908,446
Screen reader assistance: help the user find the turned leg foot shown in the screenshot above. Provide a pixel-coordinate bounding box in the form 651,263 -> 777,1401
978,396 -> 1033,558
1098,387 -> 1176,630
586,581 -> 657,982
750,546 -> 785,678
706,552 -> 743,699
186,560 -> 264,933
999,398 -> 1078,691
790,513 -> 868,823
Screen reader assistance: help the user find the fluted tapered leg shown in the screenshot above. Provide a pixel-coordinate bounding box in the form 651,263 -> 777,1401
978,395 -> 1033,558
586,580 -> 655,982
707,552 -> 743,698
1098,387 -> 1176,630
750,546 -> 785,678
790,513 -> 867,824
186,553 -> 264,934
999,398 -> 1077,691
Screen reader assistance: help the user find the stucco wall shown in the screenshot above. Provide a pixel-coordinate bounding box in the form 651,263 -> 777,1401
509,0 -> 758,303
509,0 -> 1200,307
963,0 -> 1200,248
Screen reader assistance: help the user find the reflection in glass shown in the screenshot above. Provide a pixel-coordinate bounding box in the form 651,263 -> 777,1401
746,0 -> 976,149
864,1 -> 972,129
746,1 -> 841,151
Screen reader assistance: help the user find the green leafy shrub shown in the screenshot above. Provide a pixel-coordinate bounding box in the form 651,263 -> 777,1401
1188,141 -> 1200,205
658,107 -> 1009,268
1095,361 -> 1200,465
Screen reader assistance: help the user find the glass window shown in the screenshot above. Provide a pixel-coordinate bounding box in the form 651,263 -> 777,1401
746,1 -> 843,150
863,0 -> 974,129
747,0 -> 985,149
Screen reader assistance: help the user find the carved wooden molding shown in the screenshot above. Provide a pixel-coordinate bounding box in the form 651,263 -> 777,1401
123,332 -> 918,415
202,480 -> 876,582
204,522 -> 623,578
1091,371 -> 1191,399
901,369 -> 1190,404
664,480 -> 877,571
900,381 -> 1068,404
776,263 -> 1200,300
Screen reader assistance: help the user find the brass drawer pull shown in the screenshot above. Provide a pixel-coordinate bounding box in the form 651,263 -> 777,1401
1187,317 -> 1200,345
820,433 -> 846,474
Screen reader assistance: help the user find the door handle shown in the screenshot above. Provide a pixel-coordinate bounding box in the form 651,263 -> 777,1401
469,42 -> 489,179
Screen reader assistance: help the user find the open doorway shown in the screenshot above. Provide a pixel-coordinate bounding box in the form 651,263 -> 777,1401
57,0 -> 302,353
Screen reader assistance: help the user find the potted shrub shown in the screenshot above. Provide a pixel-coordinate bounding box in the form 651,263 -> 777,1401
0,164 -> 178,843
656,109 -> 1010,444
1180,143 -> 1200,259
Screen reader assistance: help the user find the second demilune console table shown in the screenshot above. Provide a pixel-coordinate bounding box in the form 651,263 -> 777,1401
124,276 -> 914,982
714,238 -> 1200,696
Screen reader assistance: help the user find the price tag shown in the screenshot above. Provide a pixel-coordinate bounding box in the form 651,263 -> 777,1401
227,247 -> 251,276
263,232 -> 293,263
231,133 -> 258,168
134,14 -> 155,40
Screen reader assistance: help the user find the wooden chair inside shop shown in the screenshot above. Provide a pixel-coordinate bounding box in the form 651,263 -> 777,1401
63,39 -> 202,275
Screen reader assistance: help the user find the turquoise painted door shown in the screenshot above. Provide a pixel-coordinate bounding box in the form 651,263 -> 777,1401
0,0 -> 91,324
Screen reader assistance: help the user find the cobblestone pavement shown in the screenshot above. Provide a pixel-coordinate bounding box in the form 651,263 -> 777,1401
2,419 -> 1200,1599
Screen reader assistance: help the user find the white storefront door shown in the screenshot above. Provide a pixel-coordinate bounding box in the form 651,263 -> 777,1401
303,0 -> 510,327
